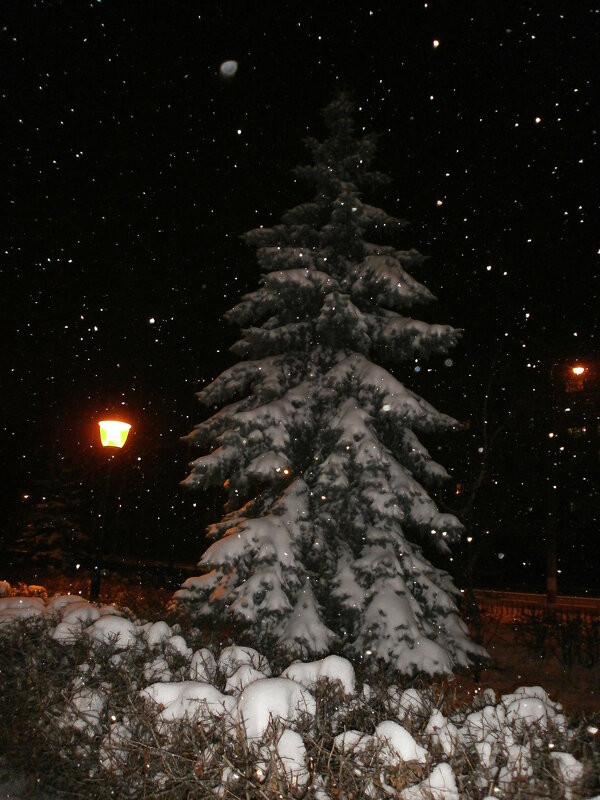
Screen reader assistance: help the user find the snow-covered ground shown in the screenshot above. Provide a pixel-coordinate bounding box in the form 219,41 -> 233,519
0,590 -> 599,799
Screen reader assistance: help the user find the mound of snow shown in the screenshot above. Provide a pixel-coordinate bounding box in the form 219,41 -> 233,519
0,596 -> 46,625
374,720 -> 429,765
60,681 -> 106,735
400,762 -> 459,800
235,677 -> 316,739
47,594 -> 88,613
502,686 -> 565,732
550,751 -> 584,800
393,686 -> 430,721
425,710 -> 462,758
61,602 -> 101,625
218,644 -> 272,677
275,729 -> 310,789
87,615 -> 138,649
145,620 -> 172,647
53,620 -> 86,643
165,634 -> 193,659
141,681 -> 235,722
333,729 -> 373,753
334,720 -> 428,767
143,654 -> 172,683
189,648 -> 217,682
0,596 -> 46,611
464,703 -> 507,742
281,654 -> 355,695
225,664 -> 268,694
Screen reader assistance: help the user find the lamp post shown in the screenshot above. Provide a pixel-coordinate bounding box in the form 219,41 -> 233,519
89,419 -> 131,601
546,363 -> 589,606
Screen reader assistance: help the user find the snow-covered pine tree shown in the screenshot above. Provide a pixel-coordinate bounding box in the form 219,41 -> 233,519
174,94 -> 487,677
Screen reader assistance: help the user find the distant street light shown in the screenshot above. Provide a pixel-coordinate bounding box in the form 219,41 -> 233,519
90,419 -> 132,601
564,363 -> 588,394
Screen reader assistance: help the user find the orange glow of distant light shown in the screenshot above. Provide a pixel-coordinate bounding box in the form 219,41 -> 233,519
98,420 -> 131,448
571,366 -> 585,376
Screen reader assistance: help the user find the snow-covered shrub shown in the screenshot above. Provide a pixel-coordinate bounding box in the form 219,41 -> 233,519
0,596 -> 598,799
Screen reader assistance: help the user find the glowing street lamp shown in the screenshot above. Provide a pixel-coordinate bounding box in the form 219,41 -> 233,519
571,365 -> 585,376
98,420 -> 131,448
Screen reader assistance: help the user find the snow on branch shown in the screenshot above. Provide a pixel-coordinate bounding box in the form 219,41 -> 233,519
351,251 -> 435,310
355,201 -> 409,233
323,353 -> 458,432
231,321 -> 314,359
275,579 -> 337,658
197,355 -> 306,408
256,247 -> 330,273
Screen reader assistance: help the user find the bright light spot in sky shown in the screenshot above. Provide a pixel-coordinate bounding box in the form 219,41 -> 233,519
219,60 -> 238,77
436,199 -> 443,206
535,116 -> 541,123
433,39 -> 440,47
149,317 -> 155,324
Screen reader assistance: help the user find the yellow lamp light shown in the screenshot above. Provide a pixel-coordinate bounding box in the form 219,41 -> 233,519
571,366 -> 585,376
98,420 -> 131,448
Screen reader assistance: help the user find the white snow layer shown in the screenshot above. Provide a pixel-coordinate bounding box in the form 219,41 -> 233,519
334,720 -> 428,765
281,654 -> 356,696
87,615 -> 139,649
235,677 -> 316,739
0,593 -> 593,799
400,762 -> 459,800
273,728 -> 310,789
375,719 -> 429,765
141,681 -> 236,722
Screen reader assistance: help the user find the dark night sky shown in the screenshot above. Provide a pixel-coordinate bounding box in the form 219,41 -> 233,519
2,2 -> 598,567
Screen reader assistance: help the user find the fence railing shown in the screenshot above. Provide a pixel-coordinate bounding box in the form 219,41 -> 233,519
465,588 -> 600,621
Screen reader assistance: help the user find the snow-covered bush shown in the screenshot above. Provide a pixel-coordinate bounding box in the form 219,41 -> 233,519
0,594 -> 599,799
